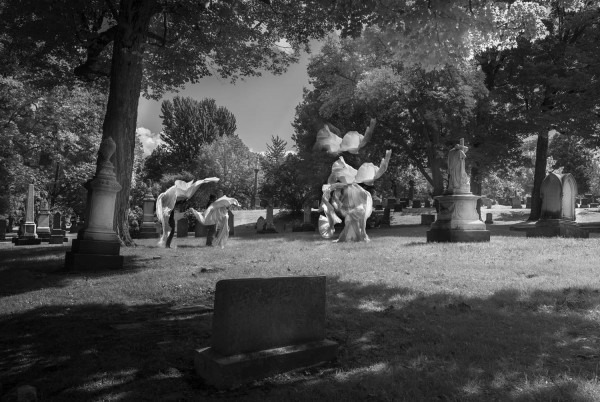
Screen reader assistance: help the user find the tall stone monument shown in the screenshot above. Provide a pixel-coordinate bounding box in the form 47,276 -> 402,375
138,182 -> 159,239
36,199 -> 51,241
15,184 -> 42,245
427,139 -> 490,243
65,137 -> 124,270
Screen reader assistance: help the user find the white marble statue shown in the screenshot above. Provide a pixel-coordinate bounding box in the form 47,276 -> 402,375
156,177 -> 219,247
319,150 -> 392,242
447,138 -> 470,194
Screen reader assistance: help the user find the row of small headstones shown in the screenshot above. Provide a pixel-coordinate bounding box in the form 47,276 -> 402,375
0,214 -> 83,238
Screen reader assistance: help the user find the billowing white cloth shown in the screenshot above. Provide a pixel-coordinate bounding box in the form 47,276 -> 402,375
190,196 -> 240,249
156,177 -> 219,247
313,119 -> 376,155
319,150 -> 391,242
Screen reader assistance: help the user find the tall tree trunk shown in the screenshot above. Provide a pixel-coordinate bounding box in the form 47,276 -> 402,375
528,129 -> 549,221
430,157 -> 445,196
101,0 -> 156,245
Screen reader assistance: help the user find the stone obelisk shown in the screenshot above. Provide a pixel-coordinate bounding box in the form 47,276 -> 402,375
15,184 -> 42,245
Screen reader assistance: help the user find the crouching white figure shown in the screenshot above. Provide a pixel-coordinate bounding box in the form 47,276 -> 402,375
156,177 -> 219,248
319,150 -> 392,242
190,196 -> 240,249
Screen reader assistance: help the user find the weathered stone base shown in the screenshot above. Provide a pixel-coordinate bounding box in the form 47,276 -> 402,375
258,228 -> 278,234
49,236 -> 67,244
525,219 -> 588,238
195,340 -> 338,389
420,214 -> 436,225
138,231 -> 159,239
427,229 -> 490,243
65,251 -> 124,270
14,238 -> 42,246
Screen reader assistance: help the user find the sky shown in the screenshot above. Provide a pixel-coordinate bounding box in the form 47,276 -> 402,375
136,47 -> 317,156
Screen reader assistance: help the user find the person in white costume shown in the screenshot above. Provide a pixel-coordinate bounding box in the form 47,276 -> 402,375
319,150 -> 392,242
190,196 -> 241,249
156,177 -> 219,248
313,118 -> 377,155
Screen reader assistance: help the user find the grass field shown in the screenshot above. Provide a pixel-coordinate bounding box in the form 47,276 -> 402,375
2,207 -> 600,401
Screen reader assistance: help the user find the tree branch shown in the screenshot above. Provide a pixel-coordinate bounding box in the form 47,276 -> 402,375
73,25 -> 117,80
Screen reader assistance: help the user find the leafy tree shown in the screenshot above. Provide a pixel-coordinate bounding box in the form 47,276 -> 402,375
194,135 -> 257,208
160,97 -> 236,169
2,0 -> 581,240
265,135 -> 288,164
549,134 -> 594,194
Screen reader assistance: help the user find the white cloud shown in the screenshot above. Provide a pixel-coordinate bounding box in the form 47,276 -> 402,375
136,127 -> 163,156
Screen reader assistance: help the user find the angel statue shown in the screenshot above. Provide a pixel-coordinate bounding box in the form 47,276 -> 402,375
156,177 -> 219,248
319,150 -> 392,242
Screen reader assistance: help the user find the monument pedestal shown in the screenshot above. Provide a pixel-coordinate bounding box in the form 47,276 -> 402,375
138,187 -> 159,239
427,193 -> 490,243
195,340 -> 337,389
65,137 -> 124,271
525,219 -> 588,238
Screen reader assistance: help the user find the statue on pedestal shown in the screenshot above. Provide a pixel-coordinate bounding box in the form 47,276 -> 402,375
447,138 -> 470,194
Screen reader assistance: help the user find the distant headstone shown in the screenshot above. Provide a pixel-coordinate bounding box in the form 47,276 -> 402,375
228,210 -> 234,236
380,207 -> 391,227
69,217 -> 78,233
138,186 -> 159,239
50,212 -> 66,244
412,200 -> 422,208
0,219 -> 6,241
36,200 -> 51,241
525,196 -> 532,208
373,197 -> 383,211
420,214 -> 435,225
7,216 -> 14,232
511,196 -> 522,209
407,180 -> 415,200
177,217 -> 188,237
485,213 -> 493,224
194,276 -> 337,389
526,172 -> 587,238
424,199 -> 431,208
256,216 -> 266,231
259,204 -> 277,233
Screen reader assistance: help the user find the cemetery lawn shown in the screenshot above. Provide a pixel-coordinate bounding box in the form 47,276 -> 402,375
2,208 -> 600,401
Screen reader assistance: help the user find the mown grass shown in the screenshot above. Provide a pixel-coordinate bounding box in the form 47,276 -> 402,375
2,216 -> 600,401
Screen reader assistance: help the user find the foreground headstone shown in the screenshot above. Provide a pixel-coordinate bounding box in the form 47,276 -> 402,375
195,276 -> 337,389
65,137 -> 123,270
511,196 -> 522,209
15,184 -> 41,246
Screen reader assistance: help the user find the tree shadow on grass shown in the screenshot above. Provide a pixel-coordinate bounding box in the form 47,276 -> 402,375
2,278 -> 600,401
0,246 -> 143,298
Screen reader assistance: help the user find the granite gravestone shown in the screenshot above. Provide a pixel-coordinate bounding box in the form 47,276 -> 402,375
526,172 -> 587,238
49,212 -> 67,244
194,276 -> 337,389
0,219 -> 6,241
177,217 -> 189,238
36,200 -> 51,241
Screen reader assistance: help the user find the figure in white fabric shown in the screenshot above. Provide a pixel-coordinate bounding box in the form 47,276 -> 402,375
313,118 -> 376,155
319,150 -> 392,242
156,177 -> 219,248
190,196 -> 240,249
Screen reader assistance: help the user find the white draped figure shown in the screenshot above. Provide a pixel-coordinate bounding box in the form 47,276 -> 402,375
313,118 -> 376,155
190,196 -> 241,249
156,177 -> 219,247
319,150 -> 392,242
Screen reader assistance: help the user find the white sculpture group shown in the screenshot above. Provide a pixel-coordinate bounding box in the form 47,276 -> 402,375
156,178 -> 239,249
